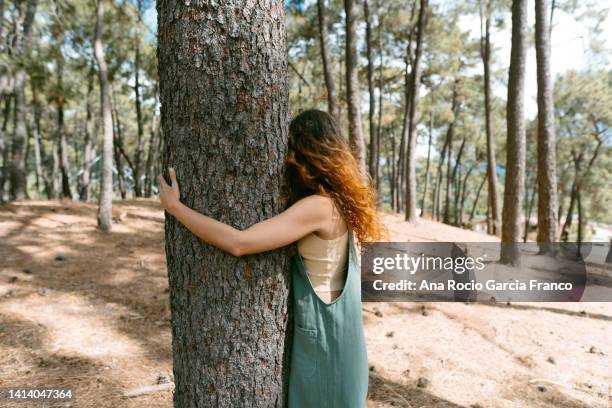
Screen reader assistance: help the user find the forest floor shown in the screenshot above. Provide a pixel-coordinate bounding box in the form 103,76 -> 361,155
0,200 -> 610,408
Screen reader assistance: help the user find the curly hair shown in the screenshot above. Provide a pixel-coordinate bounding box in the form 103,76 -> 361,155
284,109 -> 387,243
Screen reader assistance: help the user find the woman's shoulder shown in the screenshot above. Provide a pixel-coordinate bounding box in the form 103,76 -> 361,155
294,194 -> 335,209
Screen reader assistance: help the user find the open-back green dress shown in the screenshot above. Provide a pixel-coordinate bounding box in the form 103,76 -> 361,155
288,228 -> 368,408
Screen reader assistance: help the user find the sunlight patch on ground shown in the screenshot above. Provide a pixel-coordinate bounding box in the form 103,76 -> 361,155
0,291 -> 144,359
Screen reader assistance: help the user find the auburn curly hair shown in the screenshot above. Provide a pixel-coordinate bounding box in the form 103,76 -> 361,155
284,109 -> 387,243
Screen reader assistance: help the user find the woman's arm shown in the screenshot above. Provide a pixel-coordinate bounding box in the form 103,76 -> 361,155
159,168 -> 331,256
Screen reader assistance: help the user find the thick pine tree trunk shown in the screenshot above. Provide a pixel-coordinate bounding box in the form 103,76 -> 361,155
535,0 -> 558,251
404,0 -> 428,223
344,0 -> 367,174
157,1 -> 291,406
500,0 -> 528,265
94,0 -> 114,231
316,0 -> 339,121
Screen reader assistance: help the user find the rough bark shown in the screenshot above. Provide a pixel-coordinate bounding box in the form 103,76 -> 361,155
535,0 -> 558,251
157,1 -> 291,406
500,0 -> 528,265
316,0 -> 339,121
344,0 -> 366,174
481,0 -> 500,236
94,0 -> 114,231
404,0 -> 428,223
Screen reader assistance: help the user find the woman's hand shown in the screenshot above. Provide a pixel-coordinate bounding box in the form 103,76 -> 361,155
158,168 -> 181,214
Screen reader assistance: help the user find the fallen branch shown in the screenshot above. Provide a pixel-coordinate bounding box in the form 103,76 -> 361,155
124,382 -> 174,398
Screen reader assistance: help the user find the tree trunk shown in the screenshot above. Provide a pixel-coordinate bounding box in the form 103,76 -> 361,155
535,0 -> 558,251
133,0 -> 145,197
469,173 -> 487,223
390,123 -> 397,210
432,115 -> 452,221
0,92 -> 12,203
500,0 -> 528,266
364,0 -> 379,189
397,1 -> 418,213
345,0 -> 366,174
111,85 -> 131,200
481,0 -> 501,235
420,111 -> 433,217
30,82 -> 46,197
524,177 -> 537,242
375,15 -> 384,201
9,0 -> 37,200
144,84 -> 160,198
451,139 -> 466,225
56,100 -> 72,199
316,0 -> 339,121
442,81 -> 459,224
404,0 -> 428,223
79,66 -> 96,201
157,1 -> 291,406
458,163 -> 475,227
94,0 -> 114,231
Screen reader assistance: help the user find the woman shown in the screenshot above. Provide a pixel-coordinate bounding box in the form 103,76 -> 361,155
158,109 -> 386,407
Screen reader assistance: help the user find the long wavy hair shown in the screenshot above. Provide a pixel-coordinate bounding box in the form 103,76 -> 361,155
284,109 -> 387,243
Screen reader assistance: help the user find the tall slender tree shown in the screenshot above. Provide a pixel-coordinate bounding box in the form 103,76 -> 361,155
345,0 -> 366,174
404,0 -> 428,222
316,0 -> 339,121
500,0 -> 528,265
535,0 -> 558,251
480,0 -> 501,236
157,0 -> 291,405
9,0 -> 37,200
94,0 -> 114,231
364,0 -> 379,189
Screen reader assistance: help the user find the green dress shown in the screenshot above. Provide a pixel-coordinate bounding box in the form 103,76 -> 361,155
288,228 -> 369,408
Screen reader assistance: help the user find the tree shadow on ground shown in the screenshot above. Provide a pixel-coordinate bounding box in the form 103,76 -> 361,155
368,371 -> 465,407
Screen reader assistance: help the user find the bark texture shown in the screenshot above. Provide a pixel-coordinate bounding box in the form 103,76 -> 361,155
157,1 -> 291,406
500,0 -> 528,265
534,0 -> 558,250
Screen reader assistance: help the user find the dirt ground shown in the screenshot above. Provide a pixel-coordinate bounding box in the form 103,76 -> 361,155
0,200 -> 609,408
